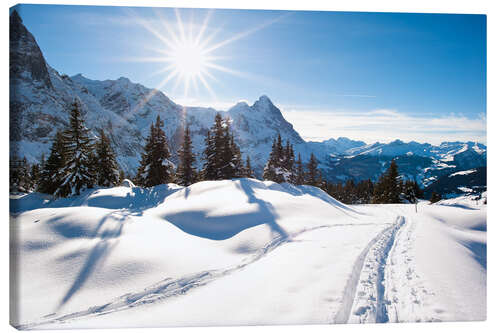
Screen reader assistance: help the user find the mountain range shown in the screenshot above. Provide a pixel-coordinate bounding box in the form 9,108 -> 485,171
9,10 -> 486,196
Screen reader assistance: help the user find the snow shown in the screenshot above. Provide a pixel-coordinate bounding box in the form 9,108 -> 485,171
10,180 -> 486,329
449,169 -> 477,177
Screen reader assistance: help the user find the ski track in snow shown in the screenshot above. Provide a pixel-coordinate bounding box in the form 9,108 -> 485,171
384,216 -> 440,323
335,216 -> 406,324
18,222 -> 382,329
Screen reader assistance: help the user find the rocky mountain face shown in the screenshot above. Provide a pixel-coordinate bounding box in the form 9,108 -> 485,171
10,10 -> 486,196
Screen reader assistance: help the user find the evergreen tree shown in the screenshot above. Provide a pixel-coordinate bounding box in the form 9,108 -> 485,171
429,191 -> 442,204
95,128 -> 120,187
176,125 -> 197,186
263,134 -> 296,183
306,153 -> 320,186
135,115 -> 174,187
220,120 -> 242,179
30,162 -> 40,191
228,131 -> 243,178
402,179 -> 423,203
39,131 -> 67,195
202,113 -> 225,180
263,138 -> 282,182
294,153 -> 305,185
57,101 -> 95,197
201,114 -> 243,180
372,159 -> 402,204
10,155 -> 31,193
242,155 -> 254,178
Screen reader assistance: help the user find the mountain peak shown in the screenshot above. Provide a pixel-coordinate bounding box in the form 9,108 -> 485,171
10,7 -> 53,89
254,95 -> 273,107
10,9 -> 22,25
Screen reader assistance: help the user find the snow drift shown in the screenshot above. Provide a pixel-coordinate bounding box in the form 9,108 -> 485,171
10,179 -> 486,329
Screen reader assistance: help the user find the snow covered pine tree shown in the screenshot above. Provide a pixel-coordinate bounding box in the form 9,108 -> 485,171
95,128 -> 120,187
135,115 -> 174,187
56,101 -> 95,197
176,125 -> 197,186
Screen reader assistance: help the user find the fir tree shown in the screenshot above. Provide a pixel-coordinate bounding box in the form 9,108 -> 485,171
402,179 -> 423,203
429,191 -> 442,204
10,155 -> 31,193
135,115 -> 174,187
372,159 -> 402,204
95,128 -> 120,187
176,125 -> 197,186
39,131 -> 67,195
201,114 -> 243,180
294,153 -> 305,185
56,101 -> 95,197
263,138 -> 282,182
30,162 -> 40,191
306,153 -> 320,186
202,113 -> 225,180
242,155 -> 254,178
201,130 -> 216,180
263,134 -> 296,183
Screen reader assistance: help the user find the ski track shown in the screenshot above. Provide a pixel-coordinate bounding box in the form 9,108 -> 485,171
384,216 -> 440,323
18,221 -> 383,329
335,215 -> 406,324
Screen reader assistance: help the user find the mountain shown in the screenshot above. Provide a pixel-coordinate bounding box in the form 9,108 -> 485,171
9,9 -> 486,195
324,140 -> 486,187
9,10 -> 305,175
423,167 -> 486,198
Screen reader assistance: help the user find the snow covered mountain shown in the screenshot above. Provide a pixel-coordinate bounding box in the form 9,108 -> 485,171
324,139 -> 487,191
10,9 -> 486,192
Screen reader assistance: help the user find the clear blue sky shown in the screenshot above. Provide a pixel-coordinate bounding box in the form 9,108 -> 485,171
12,4 -> 486,144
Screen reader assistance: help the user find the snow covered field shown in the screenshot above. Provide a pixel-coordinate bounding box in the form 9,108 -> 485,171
9,179 -> 486,329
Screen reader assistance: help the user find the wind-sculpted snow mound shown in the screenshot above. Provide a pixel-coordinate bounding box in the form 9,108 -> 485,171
153,178 -> 359,240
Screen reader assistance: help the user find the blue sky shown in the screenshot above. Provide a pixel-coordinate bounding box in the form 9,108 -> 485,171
13,4 -> 486,144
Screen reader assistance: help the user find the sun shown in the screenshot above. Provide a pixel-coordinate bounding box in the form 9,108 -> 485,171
170,40 -> 208,80
126,8 -> 289,102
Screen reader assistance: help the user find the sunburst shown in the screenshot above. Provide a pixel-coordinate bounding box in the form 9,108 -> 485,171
125,8 -> 289,104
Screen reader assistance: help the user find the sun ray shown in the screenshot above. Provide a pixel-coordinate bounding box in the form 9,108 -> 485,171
204,12 -> 291,54
125,8 -> 177,50
129,8 -> 289,101
195,9 -> 214,45
175,8 -> 187,43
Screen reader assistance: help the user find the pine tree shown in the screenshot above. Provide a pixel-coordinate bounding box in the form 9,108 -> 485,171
430,191 -> 442,204
202,113 -> 225,180
95,128 -> 120,187
135,115 -> 174,187
242,155 -> 254,178
39,131 -> 67,195
372,159 -> 402,204
201,114 -> 243,180
228,131 -> 243,178
306,153 -> 320,186
201,130 -> 216,180
30,162 -> 40,191
176,125 -> 197,186
263,138 -> 281,182
263,134 -> 296,183
402,179 -> 423,203
294,153 -> 305,185
56,101 -> 95,197
10,155 -> 31,193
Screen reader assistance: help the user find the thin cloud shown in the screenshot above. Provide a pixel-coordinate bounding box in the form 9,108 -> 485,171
281,108 -> 486,145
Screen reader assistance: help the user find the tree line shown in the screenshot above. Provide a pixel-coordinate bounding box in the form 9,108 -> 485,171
10,101 -> 431,204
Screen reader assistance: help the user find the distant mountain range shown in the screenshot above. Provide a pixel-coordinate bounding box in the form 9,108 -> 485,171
9,10 -> 486,197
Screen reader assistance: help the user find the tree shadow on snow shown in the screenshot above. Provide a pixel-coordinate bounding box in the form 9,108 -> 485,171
162,179 -> 288,240
56,212 -> 126,310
